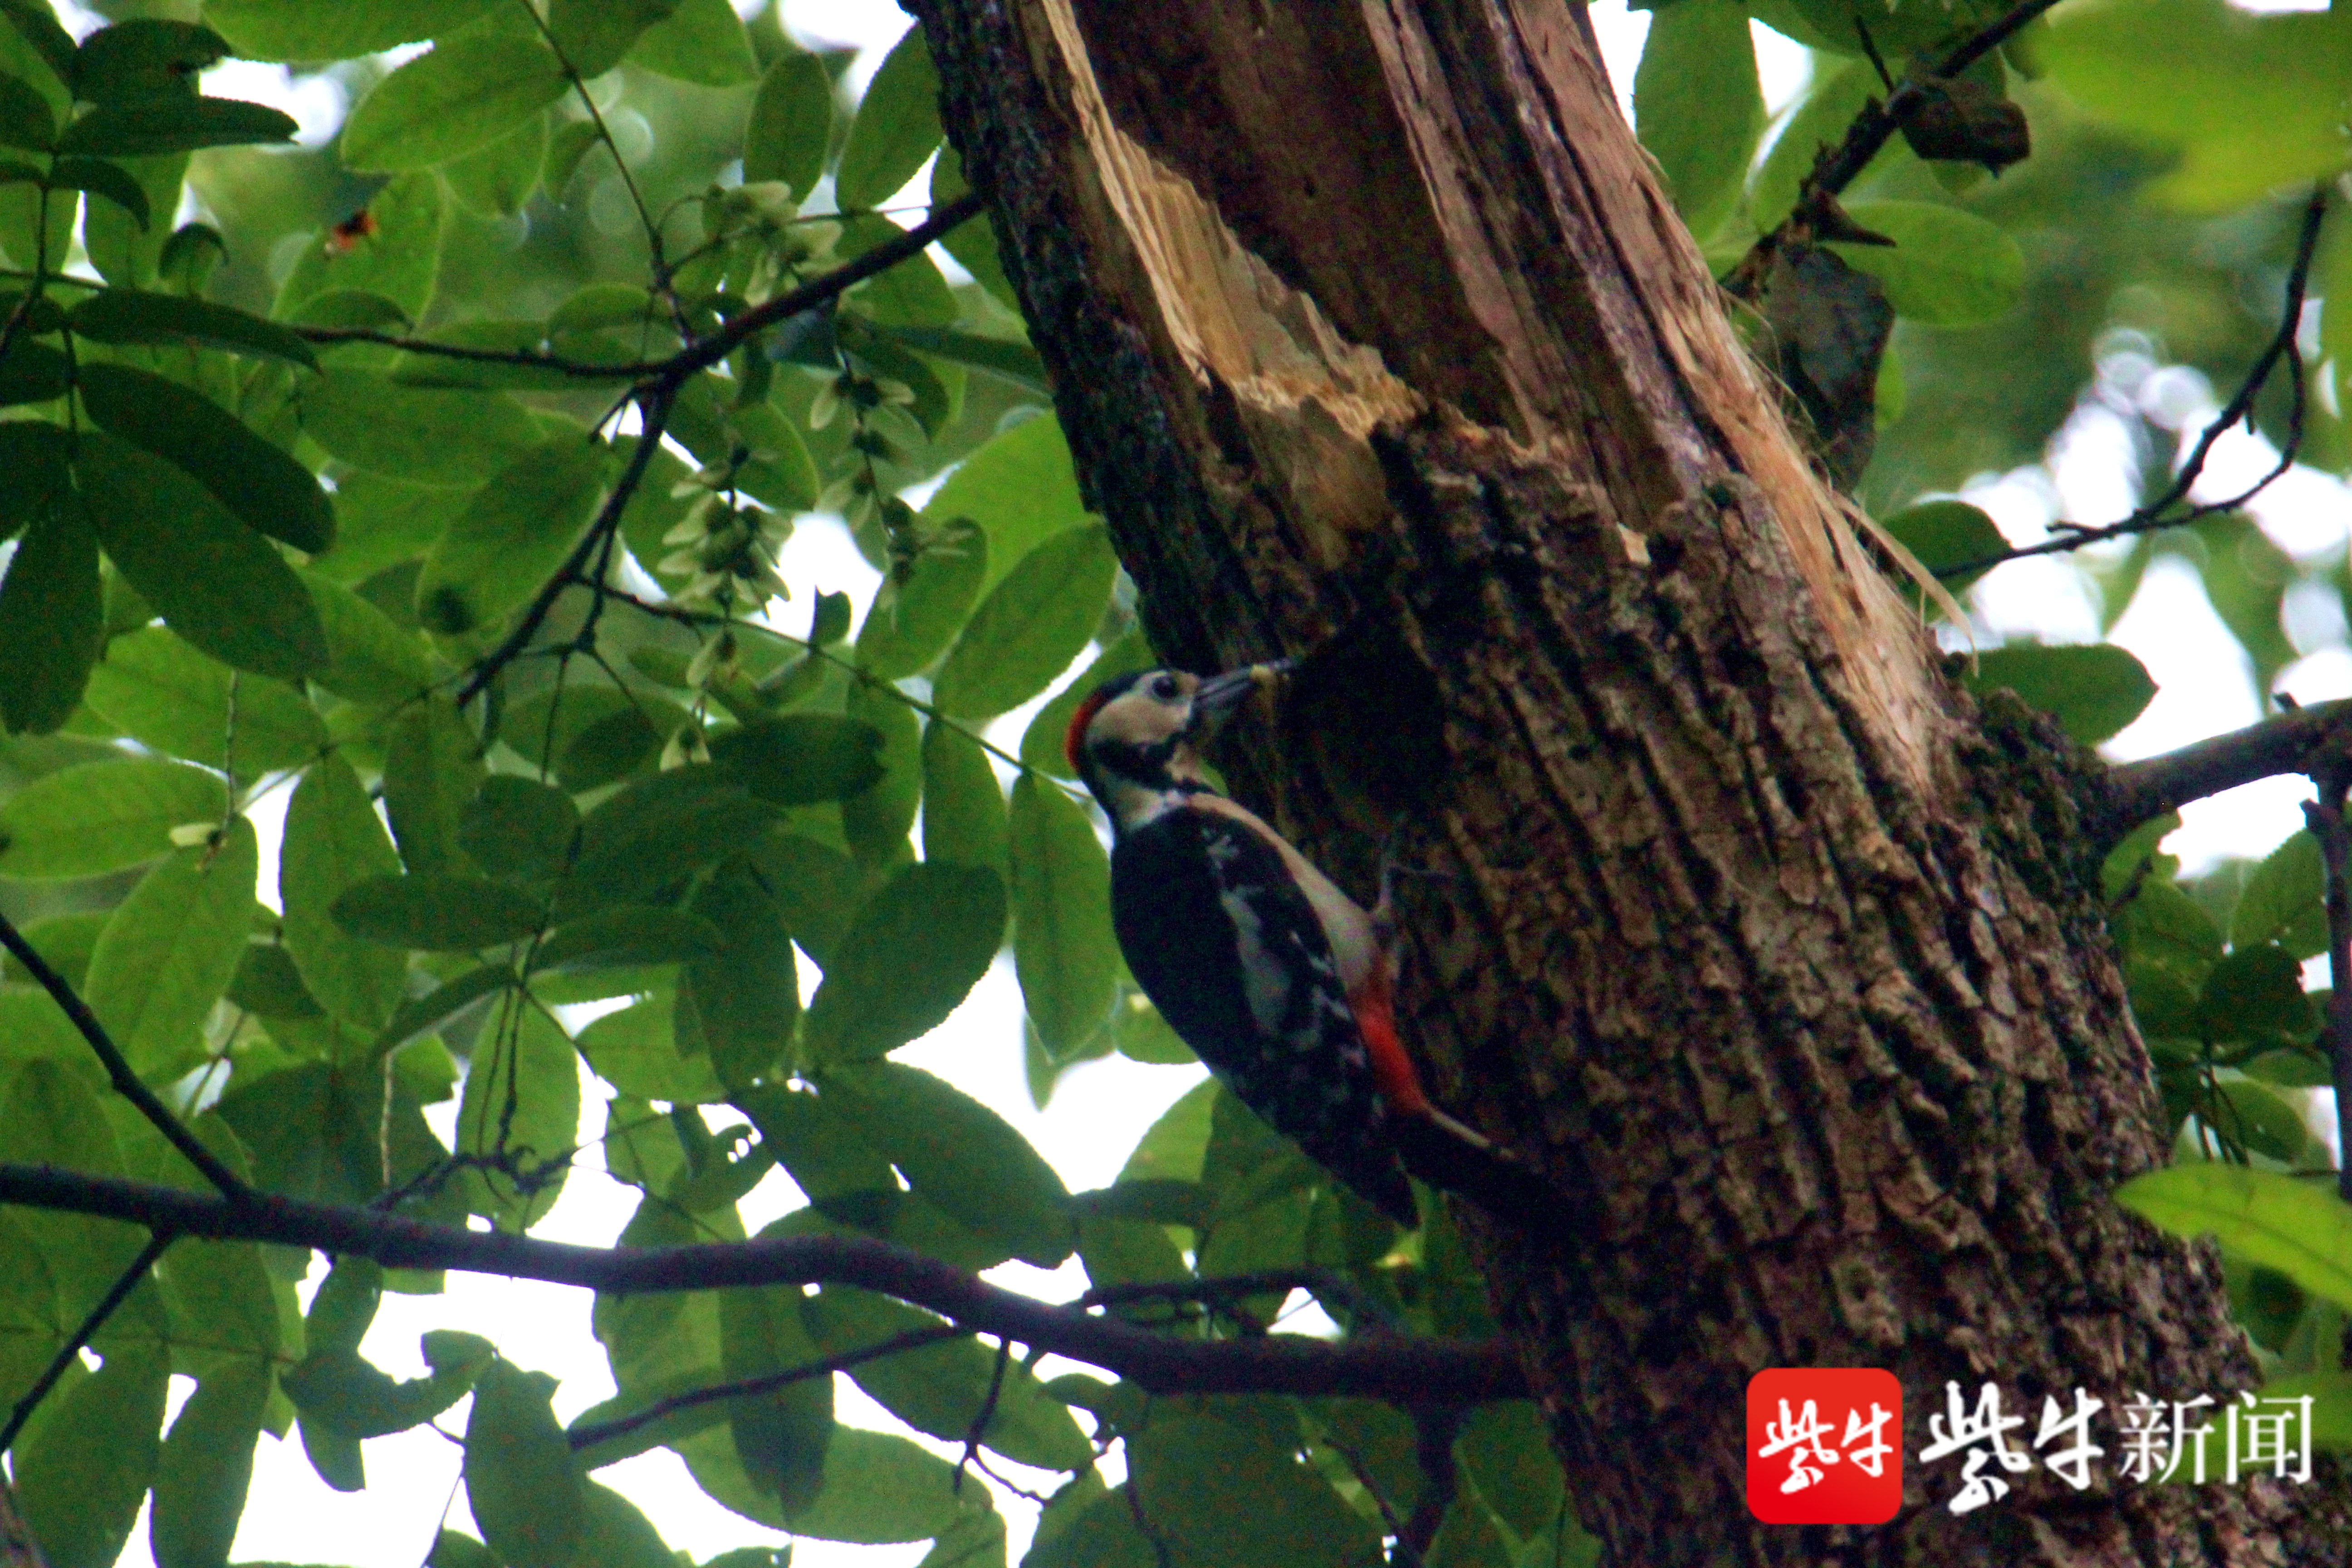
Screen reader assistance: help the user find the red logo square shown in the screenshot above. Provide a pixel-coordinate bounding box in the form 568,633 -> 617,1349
1747,1368 -> 1903,1524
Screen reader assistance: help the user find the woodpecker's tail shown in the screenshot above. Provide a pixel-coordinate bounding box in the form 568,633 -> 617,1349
1392,1108 -> 1566,1235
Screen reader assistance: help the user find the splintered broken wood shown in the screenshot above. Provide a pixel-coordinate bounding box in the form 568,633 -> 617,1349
1020,0 -> 1945,789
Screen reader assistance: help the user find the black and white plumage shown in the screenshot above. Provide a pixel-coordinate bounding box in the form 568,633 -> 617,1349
1067,664 -> 1554,1231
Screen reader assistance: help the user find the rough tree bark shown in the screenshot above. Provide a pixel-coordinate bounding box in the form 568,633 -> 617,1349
911,0 -> 2351,1563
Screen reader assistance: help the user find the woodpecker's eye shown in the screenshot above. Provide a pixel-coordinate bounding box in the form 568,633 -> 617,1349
1151,674 -> 1181,701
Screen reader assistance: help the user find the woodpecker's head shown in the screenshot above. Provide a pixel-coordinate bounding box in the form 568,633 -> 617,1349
1066,663 -> 1287,828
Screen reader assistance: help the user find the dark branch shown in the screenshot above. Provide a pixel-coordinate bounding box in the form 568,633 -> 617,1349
569,1323 -> 970,1457
1400,1407 -> 1464,1563
1079,1267 -> 1397,1328
0,1229 -> 175,1453
2096,697 -> 2352,843
666,191 -> 984,381
0,911 -> 247,1200
1945,188 -> 2327,575
2304,770 -> 2352,1205
454,383 -> 678,709
1725,0 -> 2065,299
290,326 -> 645,380
0,1162 -> 1527,1405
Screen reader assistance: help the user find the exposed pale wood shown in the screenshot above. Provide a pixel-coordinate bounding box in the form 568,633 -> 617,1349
914,0 -> 2352,1560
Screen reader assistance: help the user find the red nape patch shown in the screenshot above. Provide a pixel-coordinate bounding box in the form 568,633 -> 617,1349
1064,691 -> 1109,773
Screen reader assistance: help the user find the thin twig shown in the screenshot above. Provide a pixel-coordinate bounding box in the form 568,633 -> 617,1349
0,911 -> 248,1200
568,1323 -> 970,1455
0,1161 -> 1527,1406
955,1338 -> 1015,1494
1319,1421 -> 1418,1567
1725,0 -> 2066,298
1400,1407 -> 1463,1562
455,384 -> 677,708
1945,188 -> 2328,575
0,1229 -> 176,1454
2303,770 -> 2352,1204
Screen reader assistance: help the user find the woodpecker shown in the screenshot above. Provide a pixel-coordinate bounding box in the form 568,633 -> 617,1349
1067,662 -> 1553,1230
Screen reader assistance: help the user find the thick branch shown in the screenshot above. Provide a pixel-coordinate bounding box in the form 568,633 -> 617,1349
2303,772 -> 2352,1205
2097,697 -> 2352,844
0,1163 -> 1525,1405
0,911 -> 246,1199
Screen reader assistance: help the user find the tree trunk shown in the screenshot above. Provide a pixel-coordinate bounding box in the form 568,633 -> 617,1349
911,0 -> 2350,1560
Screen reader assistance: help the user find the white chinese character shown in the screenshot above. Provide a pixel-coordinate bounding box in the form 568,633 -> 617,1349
2033,1389 -> 2106,1490
1842,1402 -> 1895,1479
2116,1392 -> 2215,1484
1918,1382 -> 2032,1514
1759,1397 -> 1843,1493
2228,1392 -> 2313,1484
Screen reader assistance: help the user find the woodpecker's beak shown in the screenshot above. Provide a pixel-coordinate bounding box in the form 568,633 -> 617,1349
1191,660 -> 1292,718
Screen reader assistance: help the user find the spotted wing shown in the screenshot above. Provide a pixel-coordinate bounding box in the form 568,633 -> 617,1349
1109,804 -> 1413,1223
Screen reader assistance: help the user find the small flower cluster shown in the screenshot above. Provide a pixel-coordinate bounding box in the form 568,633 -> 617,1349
659,460 -> 791,612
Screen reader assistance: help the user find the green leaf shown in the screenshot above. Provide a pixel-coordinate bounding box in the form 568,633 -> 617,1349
708,714 -> 887,805
921,720 -> 1008,873
806,1289 -> 1090,1472
857,517 -> 987,680
333,873 -> 545,951
304,571 -> 438,704
383,696 -> 485,875
1008,774 -> 1116,1053
0,1 -> 73,88
54,153 -> 152,233
935,524 -> 1118,719
0,333 -> 67,405
532,905 -> 723,973
681,862 -> 799,1088
1632,0 -> 1762,235
283,756 -> 410,1032
76,430 -> 328,681
202,0 -> 505,60
83,626 -> 327,771
455,1004 -> 579,1229
225,943 -> 320,1019
628,0 -> 758,86
841,213 -> 959,328
1128,1414 -> 1380,1568
276,174 -> 446,322
0,416 -> 68,539
790,1427 -> 962,1544
2197,943 -> 2315,1047
835,28 -> 941,211
2235,832 -> 2329,962
459,776 -> 579,883
464,1359 -> 586,1568
576,998 -> 725,1103
82,816 -> 256,1080
1112,994 -> 1194,1065
828,1062 -> 1072,1268
342,33 -> 568,173
0,757 -> 223,880
1966,643 -> 2157,747
806,862 -> 1007,1063
718,1284 -> 832,1513
298,368 -> 539,485
281,1342 -> 482,1438
442,109 -> 548,219
0,493 -> 100,734
1880,499 -> 2004,601
1457,1402 -> 1563,1539
415,435 -> 607,636
548,0 -> 678,78
371,964 -> 516,1060
150,1359 -> 269,1568
14,1345 -> 168,1568
0,68 -> 54,150
72,20 -> 230,104
2040,0 -> 2352,212
2117,1164 -> 2352,1309
564,767 -> 783,911
578,1482 -> 677,1568
743,49 -> 833,198
72,289 -> 318,368
1747,54 -> 1908,234
1828,201 -> 2026,328
59,95 -> 297,156
840,677 -> 922,861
